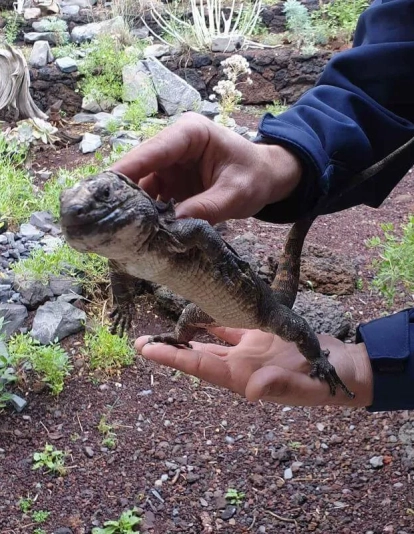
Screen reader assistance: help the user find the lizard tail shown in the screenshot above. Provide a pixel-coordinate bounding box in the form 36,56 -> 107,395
271,217 -> 315,309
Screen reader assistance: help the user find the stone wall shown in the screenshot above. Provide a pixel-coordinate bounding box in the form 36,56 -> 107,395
29,66 -> 82,116
165,47 -> 332,105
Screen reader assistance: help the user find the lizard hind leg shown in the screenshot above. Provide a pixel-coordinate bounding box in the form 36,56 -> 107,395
309,348 -> 355,399
148,303 -> 216,347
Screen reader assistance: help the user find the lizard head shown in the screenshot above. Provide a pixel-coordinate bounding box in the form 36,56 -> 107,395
59,171 -> 158,258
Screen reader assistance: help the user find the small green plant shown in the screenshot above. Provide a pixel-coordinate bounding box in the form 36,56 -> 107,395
98,414 -> 118,449
83,325 -> 135,371
3,12 -> 22,44
18,496 -> 33,513
8,334 -> 72,395
123,100 -> 148,132
32,510 -> 50,523
92,508 -> 142,534
53,42 -> 80,59
356,277 -> 364,290
311,0 -> 369,42
225,488 -> 245,506
33,444 -> 67,476
0,347 -> 18,408
288,440 -> 302,449
33,529 -> 47,534
265,100 -> 289,116
367,217 -> 414,303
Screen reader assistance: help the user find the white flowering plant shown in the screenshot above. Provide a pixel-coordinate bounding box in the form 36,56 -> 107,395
212,54 -> 252,126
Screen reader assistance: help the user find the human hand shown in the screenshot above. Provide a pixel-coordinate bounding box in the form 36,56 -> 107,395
135,327 -> 373,408
110,113 -> 302,225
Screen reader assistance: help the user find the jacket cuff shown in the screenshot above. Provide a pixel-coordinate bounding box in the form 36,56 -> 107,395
356,309 -> 414,412
252,113 -> 330,223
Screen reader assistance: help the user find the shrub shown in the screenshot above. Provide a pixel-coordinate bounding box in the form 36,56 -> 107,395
79,35 -> 144,105
283,0 -> 319,53
367,217 -> 414,303
83,325 -> 135,371
311,0 -> 369,42
8,334 -> 72,395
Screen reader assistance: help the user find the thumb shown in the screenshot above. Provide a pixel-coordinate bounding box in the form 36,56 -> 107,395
245,366 -> 332,406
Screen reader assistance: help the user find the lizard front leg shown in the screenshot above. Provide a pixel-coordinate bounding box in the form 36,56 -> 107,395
108,261 -> 139,336
164,219 -> 247,284
267,305 -> 355,398
149,303 -> 216,346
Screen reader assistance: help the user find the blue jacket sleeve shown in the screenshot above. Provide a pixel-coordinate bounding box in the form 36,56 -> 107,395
255,0 -> 414,224
356,309 -> 414,411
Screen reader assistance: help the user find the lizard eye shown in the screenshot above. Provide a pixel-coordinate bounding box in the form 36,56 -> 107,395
96,185 -> 111,201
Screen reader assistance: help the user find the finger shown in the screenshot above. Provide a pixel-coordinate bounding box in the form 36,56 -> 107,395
136,338 -> 233,389
110,117 -> 209,183
205,326 -> 247,346
245,366 -> 333,406
190,341 -> 230,357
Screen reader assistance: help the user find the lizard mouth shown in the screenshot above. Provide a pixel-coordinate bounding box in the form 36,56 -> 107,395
61,199 -> 135,237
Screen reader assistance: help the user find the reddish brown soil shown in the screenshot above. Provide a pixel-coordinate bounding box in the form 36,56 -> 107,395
1,115 -> 414,534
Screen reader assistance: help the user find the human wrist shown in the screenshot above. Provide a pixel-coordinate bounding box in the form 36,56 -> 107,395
258,144 -> 304,204
344,342 -> 373,408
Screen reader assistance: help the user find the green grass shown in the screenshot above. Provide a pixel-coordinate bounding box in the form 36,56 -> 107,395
12,242 -> 108,287
83,325 -> 135,371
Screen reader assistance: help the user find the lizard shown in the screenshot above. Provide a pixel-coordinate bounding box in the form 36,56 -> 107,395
59,133 -> 414,400
59,171 -> 354,398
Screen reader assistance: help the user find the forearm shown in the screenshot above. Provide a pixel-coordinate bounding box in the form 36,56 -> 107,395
255,0 -> 414,223
357,309 -> 414,412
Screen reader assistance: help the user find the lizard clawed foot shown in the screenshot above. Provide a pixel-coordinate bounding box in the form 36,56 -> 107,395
310,349 -> 355,399
147,333 -> 191,348
109,304 -> 133,337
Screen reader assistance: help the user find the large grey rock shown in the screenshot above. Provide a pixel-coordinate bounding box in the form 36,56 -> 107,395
142,58 -> 202,116
0,304 -> 28,339
29,40 -> 53,68
30,211 -> 61,235
10,394 -> 27,412
79,133 -> 102,153
292,291 -> 350,339
92,112 -> 120,133
24,7 -> 41,20
49,275 -> 82,297
200,100 -> 220,118
109,131 -> 141,150
62,0 -> 96,7
73,112 -> 97,124
13,277 -> 54,310
211,35 -> 244,52
61,4 -> 80,16
56,56 -> 78,73
32,18 -> 68,32
122,62 -> 158,115
19,223 -> 43,240
112,103 -> 128,120
143,44 -> 171,58
24,32 -> 70,45
70,16 -> 126,43
82,94 -> 114,113
31,300 -> 86,344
